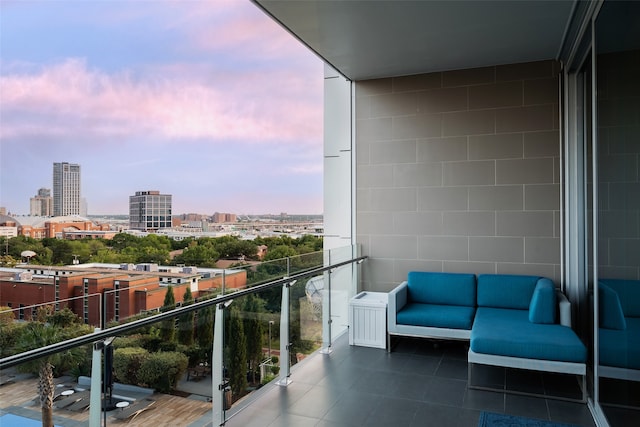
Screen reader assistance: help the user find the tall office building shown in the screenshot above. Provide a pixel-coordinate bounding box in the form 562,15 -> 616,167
53,162 -> 81,216
30,188 -> 53,216
129,191 -> 172,231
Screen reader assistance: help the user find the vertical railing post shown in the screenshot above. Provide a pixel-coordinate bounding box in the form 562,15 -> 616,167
276,281 -> 293,386
321,250 -> 333,354
89,329 -> 102,427
100,291 -> 106,330
212,300 -> 230,426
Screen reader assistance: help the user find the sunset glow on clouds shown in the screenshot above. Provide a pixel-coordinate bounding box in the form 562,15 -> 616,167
1,58 -> 320,142
0,0 -> 324,215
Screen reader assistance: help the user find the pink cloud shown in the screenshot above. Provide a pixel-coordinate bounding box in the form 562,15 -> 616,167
166,0 -> 302,60
0,57 -> 322,144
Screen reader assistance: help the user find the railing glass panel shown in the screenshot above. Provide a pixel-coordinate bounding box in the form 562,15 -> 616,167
0,245 -> 364,426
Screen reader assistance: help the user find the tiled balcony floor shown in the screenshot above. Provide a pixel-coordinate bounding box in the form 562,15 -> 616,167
218,335 -> 596,427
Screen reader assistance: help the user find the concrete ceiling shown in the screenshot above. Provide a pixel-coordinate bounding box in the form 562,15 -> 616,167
254,0 -> 578,80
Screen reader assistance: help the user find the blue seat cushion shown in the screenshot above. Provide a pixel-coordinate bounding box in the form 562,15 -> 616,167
599,317 -> 640,370
407,272 -> 476,307
599,283 -> 627,330
528,278 -> 556,324
471,308 -> 587,363
477,274 -> 540,309
396,303 -> 476,330
599,279 -> 640,317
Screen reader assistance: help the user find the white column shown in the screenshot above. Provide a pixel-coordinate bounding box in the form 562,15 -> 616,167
323,64 -> 354,252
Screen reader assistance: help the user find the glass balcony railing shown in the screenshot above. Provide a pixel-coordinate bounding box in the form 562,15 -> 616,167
0,244 -> 365,426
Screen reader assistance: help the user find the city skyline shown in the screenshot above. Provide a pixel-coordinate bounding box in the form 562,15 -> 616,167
0,1 -> 324,216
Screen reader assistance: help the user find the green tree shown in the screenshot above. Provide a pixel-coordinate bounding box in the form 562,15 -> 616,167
242,294 -> 264,384
0,307 -> 26,357
160,286 -> 176,342
196,306 -> 214,360
0,254 -> 18,267
41,238 -> 74,264
170,237 -> 194,251
137,351 -> 188,393
46,307 -> 82,328
227,306 -> 247,398
113,347 -> 148,386
173,244 -> 219,267
110,233 -> 140,251
16,321 -> 90,427
295,235 -> 323,252
212,236 -> 258,260
137,246 -> 170,264
178,288 -> 194,346
139,234 -> 172,252
7,236 -> 50,264
92,248 -> 127,263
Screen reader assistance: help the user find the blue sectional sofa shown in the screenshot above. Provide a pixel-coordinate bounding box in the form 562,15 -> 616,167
598,279 -> 640,382
388,272 -> 587,400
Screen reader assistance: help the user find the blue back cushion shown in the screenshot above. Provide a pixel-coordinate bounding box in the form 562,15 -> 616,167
600,279 -> 640,318
477,274 -> 540,309
407,272 -> 476,307
599,283 -> 627,330
528,278 -> 556,324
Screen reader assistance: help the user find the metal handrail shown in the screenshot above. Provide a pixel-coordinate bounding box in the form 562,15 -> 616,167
0,255 -> 367,370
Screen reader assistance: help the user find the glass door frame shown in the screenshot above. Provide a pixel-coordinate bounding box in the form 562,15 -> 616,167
561,1 -> 609,425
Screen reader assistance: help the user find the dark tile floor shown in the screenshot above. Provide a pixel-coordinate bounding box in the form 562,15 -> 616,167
221,335 -> 597,427
599,377 -> 640,427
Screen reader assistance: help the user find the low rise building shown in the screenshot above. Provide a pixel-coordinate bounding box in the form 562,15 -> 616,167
0,262 -> 246,326
0,214 -> 109,240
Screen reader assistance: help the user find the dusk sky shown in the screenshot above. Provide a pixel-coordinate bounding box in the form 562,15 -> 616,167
0,0 -> 324,216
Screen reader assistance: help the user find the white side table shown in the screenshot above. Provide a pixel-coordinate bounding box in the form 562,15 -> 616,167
349,291 -> 388,349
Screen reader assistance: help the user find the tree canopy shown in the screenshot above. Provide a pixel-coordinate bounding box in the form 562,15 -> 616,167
0,233 -> 322,268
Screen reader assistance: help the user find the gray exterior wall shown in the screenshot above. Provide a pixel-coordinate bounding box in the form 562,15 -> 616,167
597,50 -> 640,280
355,60 -> 562,291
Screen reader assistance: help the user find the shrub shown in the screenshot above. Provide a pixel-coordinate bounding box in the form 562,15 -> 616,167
0,306 -> 14,326
183,345 -> 204,367
46,308 -> 82,327
261,373 -> 276,385
112,335 -> 144,349
137,351 -> 188,393
113,347 -> 148,385
158,340 -> 179,352
141,335 -> 164,352
70,358 -> 91,381
0,322 -> 27,357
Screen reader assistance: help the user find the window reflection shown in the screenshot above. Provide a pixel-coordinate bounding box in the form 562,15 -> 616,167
596,1 -> 640,424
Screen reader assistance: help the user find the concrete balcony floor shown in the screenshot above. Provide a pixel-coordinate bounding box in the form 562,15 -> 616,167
217,334 -> 596,427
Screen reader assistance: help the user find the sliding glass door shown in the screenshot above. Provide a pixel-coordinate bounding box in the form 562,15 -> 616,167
594,2 -> 640,425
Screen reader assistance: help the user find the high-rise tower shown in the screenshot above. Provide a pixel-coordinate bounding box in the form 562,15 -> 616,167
30,188 -> 53,216
53,162 -> 81,216
129,191 -> 172,231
